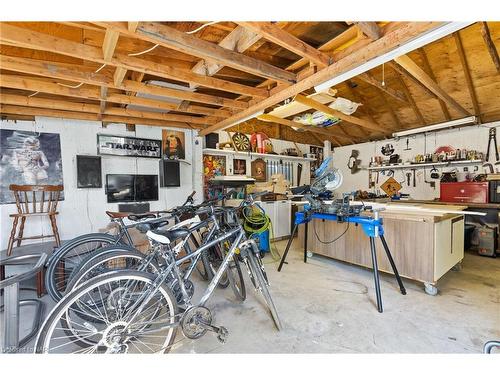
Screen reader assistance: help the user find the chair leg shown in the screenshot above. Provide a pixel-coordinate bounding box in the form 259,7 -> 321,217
50,214 -> 61,246
0,264 -> 4,297
16,216 -> 27,247
7,216 -> 19,256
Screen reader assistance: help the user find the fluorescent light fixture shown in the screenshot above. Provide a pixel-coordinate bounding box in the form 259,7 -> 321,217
229,110 -> 265,127
392,116 -> 477,138
314,22 -> 473,94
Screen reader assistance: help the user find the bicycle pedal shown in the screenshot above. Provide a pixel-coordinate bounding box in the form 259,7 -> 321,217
216,326 -> 228,344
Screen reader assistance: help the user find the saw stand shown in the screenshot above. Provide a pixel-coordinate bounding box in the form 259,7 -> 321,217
277,207 -> 406,313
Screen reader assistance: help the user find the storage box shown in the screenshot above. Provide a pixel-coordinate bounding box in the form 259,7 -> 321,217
476,226 -> 497,257
440,182 -> 489,203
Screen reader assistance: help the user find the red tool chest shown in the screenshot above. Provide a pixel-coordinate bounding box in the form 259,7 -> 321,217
440,182 -> 489,203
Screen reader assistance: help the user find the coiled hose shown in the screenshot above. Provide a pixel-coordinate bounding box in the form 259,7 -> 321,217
242,205 -> 281,262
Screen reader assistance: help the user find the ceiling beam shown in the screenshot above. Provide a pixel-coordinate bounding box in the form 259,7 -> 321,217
0,93 -> 216,125
191,26 -> 260,83
294,94 -> 384,133
480,22 -> 500,73
0,104 -> 199,130
238,22 -> 332,68
453,32 -> 481,120
102,29 -> 120,61
0,74 -> 231,118
355,22 -> 382,40
417,48 -> 451,120
393,70 -> 426,125
0,54 -> 249,110
388,61 -> 437,98
394,54 -> 471,117
0,23 -> 268,99
199,22 -> 443,136
96,22 -> 297,84
257,114 -> 343,145
128,22 -> 140,33
357,71 -> 410,104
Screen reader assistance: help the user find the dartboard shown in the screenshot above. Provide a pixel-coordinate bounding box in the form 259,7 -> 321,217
232,132 -> 251,152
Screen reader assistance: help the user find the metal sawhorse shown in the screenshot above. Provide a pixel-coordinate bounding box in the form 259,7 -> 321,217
278,208 -> 406,313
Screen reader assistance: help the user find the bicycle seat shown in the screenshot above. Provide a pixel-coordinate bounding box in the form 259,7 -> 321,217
146,228 -> 189,244
128,212 -> 158,221
135,219 -> 169,233
106,211 -> 131,219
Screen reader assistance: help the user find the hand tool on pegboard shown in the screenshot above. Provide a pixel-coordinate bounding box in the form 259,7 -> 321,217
486,128 -> 499,162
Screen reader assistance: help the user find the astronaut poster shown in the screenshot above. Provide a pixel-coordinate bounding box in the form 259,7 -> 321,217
0,130 -> 65,204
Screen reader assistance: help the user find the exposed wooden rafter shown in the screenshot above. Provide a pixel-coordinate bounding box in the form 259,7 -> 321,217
357,71 -> 410,104
480,22 -> 500,73
238,22 -> 332,68
200,22 -> 443,136
0,93 -> 214,125
395,54 -> 471,117
453,32 -> 481,120
417,48 -> 451,120
96,22 -> 297,84
0,104 -> 199,130
355,22 -> 381,40
393,71 -> 426,125
0,55 -> 249,110
0,74 -> 231,118
0,23 -> 268,99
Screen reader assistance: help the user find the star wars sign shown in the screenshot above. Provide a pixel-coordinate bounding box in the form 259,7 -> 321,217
97,134 -> 162,158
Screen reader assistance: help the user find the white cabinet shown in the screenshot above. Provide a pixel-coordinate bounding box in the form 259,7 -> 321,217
260,200 -> 291,239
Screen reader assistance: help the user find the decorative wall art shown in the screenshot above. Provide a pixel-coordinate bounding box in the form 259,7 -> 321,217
97,134 -> 162,158
203,154 -> 226,199
233,158 -> 247,175
76,155 -> 102,188
162,129 -> 186,160
251,158 -> 267,182
0,130 -> 65,204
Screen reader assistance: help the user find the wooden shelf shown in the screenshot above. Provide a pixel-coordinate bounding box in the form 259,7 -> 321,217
202,148 -> 316,162
365,159 -> 483,171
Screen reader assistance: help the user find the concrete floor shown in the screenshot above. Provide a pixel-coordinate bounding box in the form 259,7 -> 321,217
1,239 -> 499,353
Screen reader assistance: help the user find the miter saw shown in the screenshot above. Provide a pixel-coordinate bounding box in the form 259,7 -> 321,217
305,156 -> 367,218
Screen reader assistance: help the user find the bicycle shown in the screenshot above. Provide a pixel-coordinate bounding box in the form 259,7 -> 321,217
44,192 -> 197,302
34,193 -> 281,354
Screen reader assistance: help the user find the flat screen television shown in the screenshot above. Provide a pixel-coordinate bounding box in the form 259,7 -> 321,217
106,174 -> 158,203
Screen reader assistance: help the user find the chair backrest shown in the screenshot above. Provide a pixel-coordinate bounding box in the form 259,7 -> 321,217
9,184 -> 64,215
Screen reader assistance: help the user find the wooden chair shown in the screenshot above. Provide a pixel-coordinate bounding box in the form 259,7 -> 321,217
7,184 -> 64,256
2,185 -> 63,297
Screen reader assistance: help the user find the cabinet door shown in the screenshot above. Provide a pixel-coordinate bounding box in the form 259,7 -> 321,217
261,201 -> 276,239
275,200 -> 291,238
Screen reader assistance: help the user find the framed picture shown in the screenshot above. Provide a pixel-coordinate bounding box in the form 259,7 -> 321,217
162,129 -> 185,160
251,158 -> 267,182
76,155 -> 102,188
233,158 -> 247,175
0,130 -> 65,204
97,134 -> 162,158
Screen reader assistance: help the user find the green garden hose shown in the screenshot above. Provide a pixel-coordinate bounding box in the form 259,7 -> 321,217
242,205 -> 281,262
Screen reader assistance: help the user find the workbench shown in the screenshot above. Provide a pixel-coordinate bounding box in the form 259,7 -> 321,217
296,203 -> 467,295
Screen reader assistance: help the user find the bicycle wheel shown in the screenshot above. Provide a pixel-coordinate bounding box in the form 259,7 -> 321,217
245,252 -> 282,330
35,271 -> 178,354
227,256 -> 246,301
199,230 -> 229,288
45,233 -> 125,302
65,249 -> 160,294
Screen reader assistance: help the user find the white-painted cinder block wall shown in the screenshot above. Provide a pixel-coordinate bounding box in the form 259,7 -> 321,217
0,117 -> 203,250
330,121 -> 500,200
